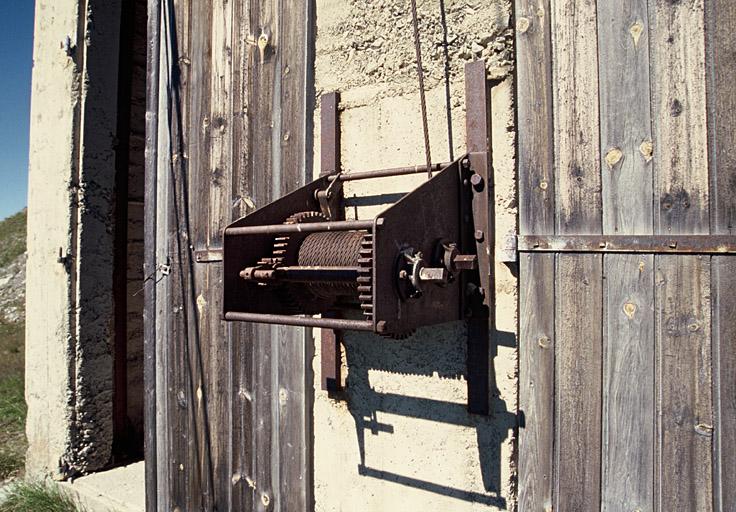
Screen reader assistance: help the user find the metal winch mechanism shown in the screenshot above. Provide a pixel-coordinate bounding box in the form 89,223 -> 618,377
223,153 -> 489,336
223,62 -> 493,414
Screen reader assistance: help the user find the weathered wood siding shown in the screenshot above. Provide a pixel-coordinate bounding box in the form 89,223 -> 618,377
516,0 -> 735,510
145,0 -> 314,509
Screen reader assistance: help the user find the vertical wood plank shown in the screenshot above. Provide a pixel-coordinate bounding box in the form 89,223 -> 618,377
516,0 -> 554,236
597,2 -> 656,510
204,0 -> 233,507
650,2 -> 712,511
518,253 -> 555,511
554,254 -> 603,512
552,0 -> 601,235
159,2 -> 189,508
711,257 -> 736,512
706,4 -> 736,510
516,1 -> 556,508
598,0 -> 653,235
655,255 -> 712,511
706,2 -> 736,236
551,1 -> 603,509
144,1 -> 161,509
249,1 -> 277,509
230,0 -> 254,509
170,0 -> 203,508
650,0 -> 708,235
276,0 -> 313,509
602,254 -> 654,512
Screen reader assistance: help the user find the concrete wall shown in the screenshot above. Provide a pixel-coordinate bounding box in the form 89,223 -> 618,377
26,0 -> 122,477
312,1 -> 517,510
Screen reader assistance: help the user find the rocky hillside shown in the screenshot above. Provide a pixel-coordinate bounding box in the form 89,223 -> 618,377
0,210 -> 26,325
0,209 -> 26,481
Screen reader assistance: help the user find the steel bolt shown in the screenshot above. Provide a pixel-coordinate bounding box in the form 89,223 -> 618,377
376,320 -> 388,333
474,230 -> 484,242
470,173 -> 483,187
461,158 -> 470,169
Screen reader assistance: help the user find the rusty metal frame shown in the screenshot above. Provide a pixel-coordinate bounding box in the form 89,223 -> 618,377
327,162 -> 450,182
224,312 -> 373,331
320,92 -> 344,393
222,64 -> 494,414
464,60 -> 493,415
225,219 -> 373,236
518,235 -> 736,254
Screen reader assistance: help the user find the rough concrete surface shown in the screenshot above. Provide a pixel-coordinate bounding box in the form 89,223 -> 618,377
313,0 -> 517,510
26,0 -> 122,478
63,461 -> 145,512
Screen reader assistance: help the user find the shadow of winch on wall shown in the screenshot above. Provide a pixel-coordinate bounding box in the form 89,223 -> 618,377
338,321 -> 516,509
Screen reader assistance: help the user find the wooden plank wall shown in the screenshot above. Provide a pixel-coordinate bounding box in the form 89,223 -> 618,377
516,0 -> 735,510
145,0 -> 314,509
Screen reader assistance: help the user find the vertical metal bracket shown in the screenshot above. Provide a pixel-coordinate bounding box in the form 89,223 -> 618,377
320,92 -> 344,393
464,60 -> 493,415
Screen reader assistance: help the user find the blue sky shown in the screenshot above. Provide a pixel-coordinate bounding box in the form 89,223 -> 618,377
0,1 -> 34,221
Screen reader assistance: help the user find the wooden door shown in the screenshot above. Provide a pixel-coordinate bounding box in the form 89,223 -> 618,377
144,0 -> 315,509
515,1 -> 735,510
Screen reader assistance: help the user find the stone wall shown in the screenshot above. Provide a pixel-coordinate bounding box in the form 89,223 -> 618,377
312,1 -> 518,510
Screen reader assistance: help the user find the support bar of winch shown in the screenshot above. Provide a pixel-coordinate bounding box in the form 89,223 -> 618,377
225,219 -> 373,236
224,312 -> 373,331
327,162 -> 451,182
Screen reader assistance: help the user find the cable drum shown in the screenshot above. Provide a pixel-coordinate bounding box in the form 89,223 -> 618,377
296,230 -> 366,300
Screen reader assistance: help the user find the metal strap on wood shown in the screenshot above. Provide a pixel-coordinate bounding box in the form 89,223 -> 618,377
517,235 -> 736,254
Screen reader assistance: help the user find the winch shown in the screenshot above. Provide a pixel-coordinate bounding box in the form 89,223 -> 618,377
223,61 -> 493,414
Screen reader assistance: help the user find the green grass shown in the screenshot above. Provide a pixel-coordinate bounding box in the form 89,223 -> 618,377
0,481 -> 86,512
0,210 -> 26,269
0,320 -> 26,481
0,209 -> 27,481
0,372 -> 26,481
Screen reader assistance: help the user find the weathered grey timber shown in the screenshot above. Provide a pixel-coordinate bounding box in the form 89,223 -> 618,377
706,3 -> 736,510
145,0 -> 314,509
516,0 -> 555,509
515,0 -> 732,511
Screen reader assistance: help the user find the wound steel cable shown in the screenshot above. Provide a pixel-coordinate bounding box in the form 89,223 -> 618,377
409,0 -> 433,179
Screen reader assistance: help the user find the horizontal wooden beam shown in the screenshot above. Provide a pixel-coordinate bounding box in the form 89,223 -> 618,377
518,235 -> 736,254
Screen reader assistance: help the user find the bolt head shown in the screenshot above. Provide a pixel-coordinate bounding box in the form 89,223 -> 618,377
470,173 -> 483,187
474,230 -> 484,242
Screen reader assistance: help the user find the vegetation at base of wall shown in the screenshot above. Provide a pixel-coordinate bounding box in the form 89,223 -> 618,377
0,374 -> 26,480
0,211 -> 26,269
0,481 -> 86,512
0,210 -> 27,481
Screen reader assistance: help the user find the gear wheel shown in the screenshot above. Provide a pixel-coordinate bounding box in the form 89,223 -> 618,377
270,211 -> 329,265
258,211 -> 328,313
357,233 -> 373,320
357,233 -> 415,339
